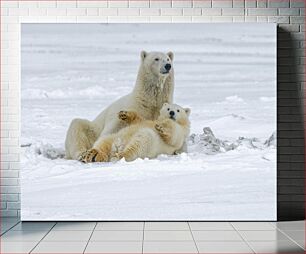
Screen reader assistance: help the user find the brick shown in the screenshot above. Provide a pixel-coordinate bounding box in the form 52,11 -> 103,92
161,8 -> 183,16
149,16 -> 172,22
278,8 -> 300,15
77,1 -> 107,8
1,186 -> 20,194
140,8 -> 160,16
86,8 -> 99,16
278,195 -> 304,202
1,202 -> 7,210
29,8 -> 48,16
268,0 -> 290,7
0,170 -> 19,178
193,0 -> 211,7
245,0 -> 256,7
257,16 -> 268,22
0,194 -> 19,202
99,8 -> 118,16
108,0 -> 128,8
0,178 -> 19,186
127,16 -> 149,22
192,16 -> 212,22
257,0 -> 267,7
67,8 -> 86,16
172,16 -> 193,22
19,1 -> 38,8
245,16 -> 257,22
57,16 -> 77,23
1,8 -> 8,16
47,8 -> 67,16
7,202 -> 20,210
278,24 -> 300,32
2,1 -> 18,8
202,8 -> 221,15
233,16 -> 245,22
290,16 -> 305,24
222,8 -> 245,15
129,0 -> 149,7
290,0 -> 305,7
0,210 -> 18,217
233,0 -> 244,7
212,16 -> 233,22
212,0 -> 233,7
39,1 -> 56,8
118,8 -> 140,16
150,0 -> 171,7
172,0 -> 192,7
56,1 -> 77,8
9,8 -> 29,16
247,8 -> 278,15
268,16 -> 290,23
183,8 -> 202,16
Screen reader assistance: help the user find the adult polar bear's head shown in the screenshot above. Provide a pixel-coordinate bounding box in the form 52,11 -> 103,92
140,51 -> 174,77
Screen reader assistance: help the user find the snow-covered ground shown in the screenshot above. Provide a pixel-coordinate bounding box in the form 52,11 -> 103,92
21,24 -> 277,220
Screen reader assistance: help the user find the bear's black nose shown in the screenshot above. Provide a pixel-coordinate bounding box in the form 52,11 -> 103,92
165,64 -> 171,71
169,110 -> 175,116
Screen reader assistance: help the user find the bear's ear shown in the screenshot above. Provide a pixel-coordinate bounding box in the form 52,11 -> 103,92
184,108 -> 191,116
141,50 -> 147,61
163,102 -> 169,107
167,51 -> 174,61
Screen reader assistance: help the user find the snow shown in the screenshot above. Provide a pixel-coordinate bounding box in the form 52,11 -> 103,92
21,24 -> 277,221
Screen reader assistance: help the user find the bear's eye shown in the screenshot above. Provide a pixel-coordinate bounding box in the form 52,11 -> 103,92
177,109 -> 180,112
155,58 -> 159,61
167,108 -> 170,111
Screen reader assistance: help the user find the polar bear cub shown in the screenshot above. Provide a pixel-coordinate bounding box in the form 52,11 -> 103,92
79,103 -> 190,163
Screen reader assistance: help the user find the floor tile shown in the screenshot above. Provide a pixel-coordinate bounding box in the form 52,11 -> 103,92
248,240 -> 304,253
232,222 -> 276,231
189,222 -> 234,231
197,241 -> 253,253
90,230 -> 143,241
85,241 -> 142,253
1,220 -> 21,234
143,241 -> 198,253
32,241 -> 87,253
192,230 -> 242,241
144,230 -> 193,241
275,221 -> 305,231
145,222 -> 189,231
96,222 -> 143,231
282,230 -> 305,249
0,241 -> 37,253
0,230 -> 47,242
52,222 -> 96,231
239,230 -> 291,241
11,222 -> 55,231
1,218 -> 20,224
42,230 -> 92,242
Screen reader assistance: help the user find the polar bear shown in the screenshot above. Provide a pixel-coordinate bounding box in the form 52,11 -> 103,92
65,51 -> 175,160
79,103 -> 191,163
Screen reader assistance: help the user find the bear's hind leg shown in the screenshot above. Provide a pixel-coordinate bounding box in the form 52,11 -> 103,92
119,130 -> 152,162
79,135 -> 114,163
65,118 -> 98,160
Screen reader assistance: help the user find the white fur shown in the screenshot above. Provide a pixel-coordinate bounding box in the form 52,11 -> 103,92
65,51 -> 175,160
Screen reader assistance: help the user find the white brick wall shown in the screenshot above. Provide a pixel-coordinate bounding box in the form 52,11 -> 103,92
1,0 -> 305,218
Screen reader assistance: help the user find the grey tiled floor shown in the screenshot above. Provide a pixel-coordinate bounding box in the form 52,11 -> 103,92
0,219 -> 304,253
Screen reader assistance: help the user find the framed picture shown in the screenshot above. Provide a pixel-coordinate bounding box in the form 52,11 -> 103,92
21,23 -> 276,220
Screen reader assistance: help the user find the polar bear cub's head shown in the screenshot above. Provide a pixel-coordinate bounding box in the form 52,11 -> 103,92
159,103 -> 191,125
141,51 -> 174,77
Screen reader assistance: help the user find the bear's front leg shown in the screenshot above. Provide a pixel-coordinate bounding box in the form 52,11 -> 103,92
155,120 -> 174,145
118,111 -> 143,125
78,148 -> 108,163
